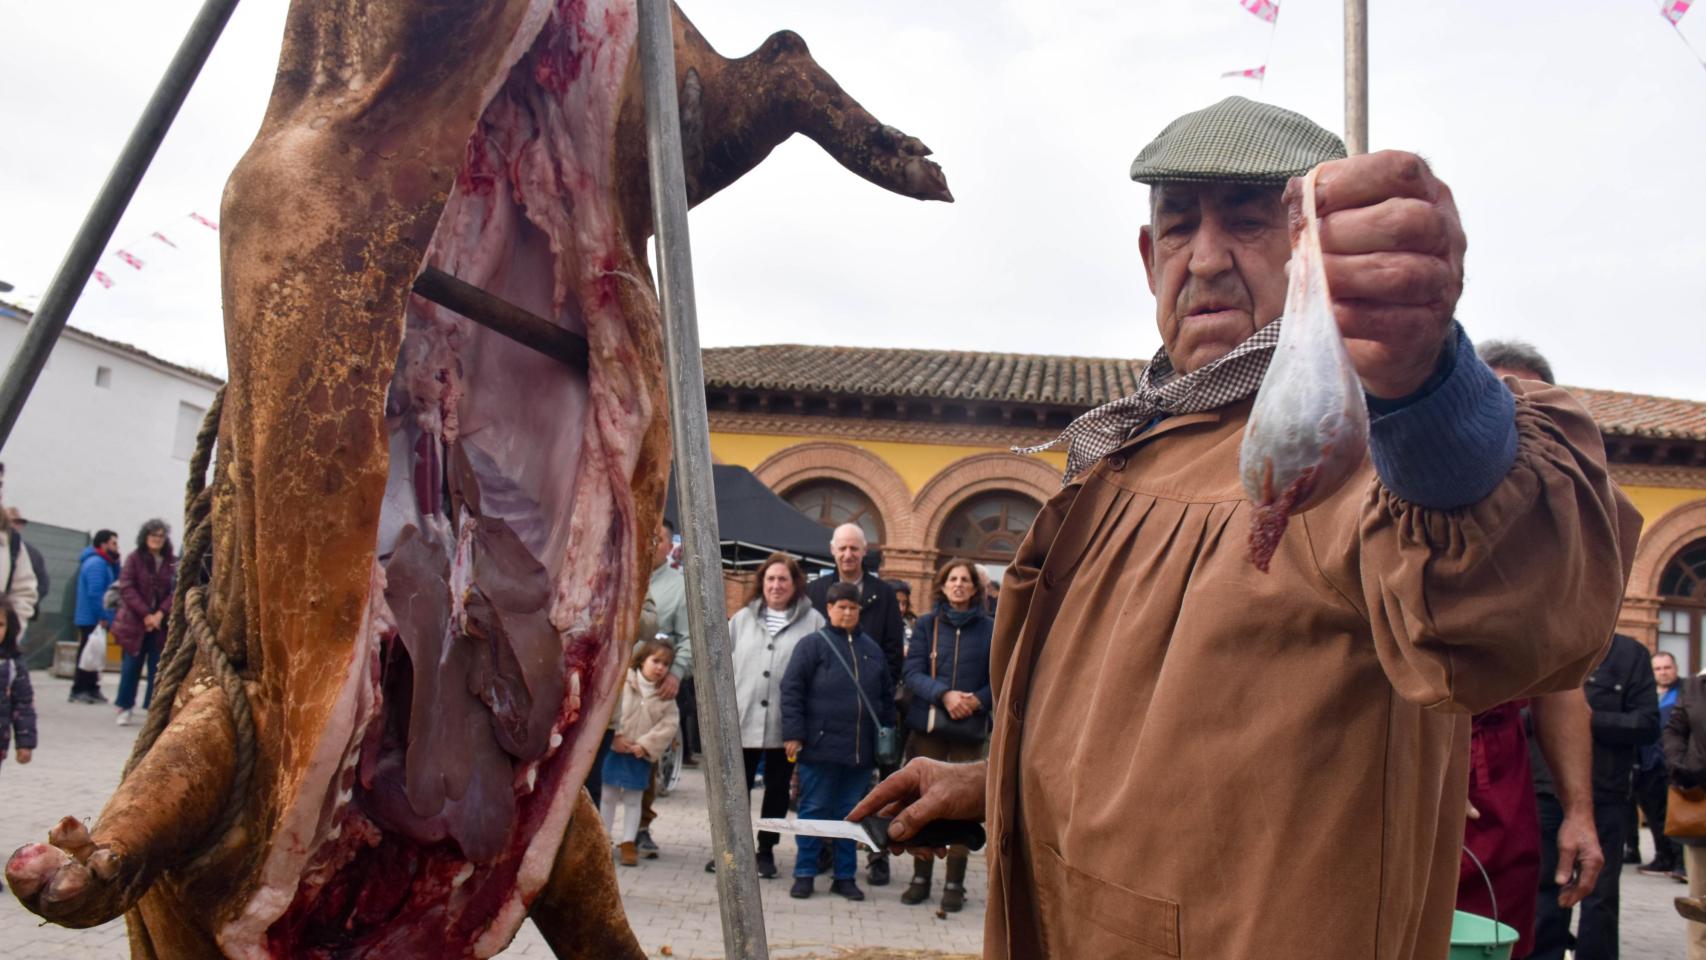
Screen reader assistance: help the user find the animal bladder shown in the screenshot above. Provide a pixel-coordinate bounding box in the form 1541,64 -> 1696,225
1239,166 -> 1368,573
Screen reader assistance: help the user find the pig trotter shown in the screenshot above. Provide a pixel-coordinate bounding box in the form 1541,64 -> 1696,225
755,29 -> 953,203
7,823 -> 136,929
6,684 -> 236,927
668,15 -> 954,208
530,789 -> 646,960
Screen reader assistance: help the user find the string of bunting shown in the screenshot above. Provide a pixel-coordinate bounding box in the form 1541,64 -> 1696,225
1218,1 -> 1700,83
90,211 -> 219,291
1222,0 -> 1279,85
1659,0 -> 1705,71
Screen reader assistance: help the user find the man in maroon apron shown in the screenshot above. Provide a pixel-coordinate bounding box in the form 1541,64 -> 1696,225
1456,342 -> 1605,958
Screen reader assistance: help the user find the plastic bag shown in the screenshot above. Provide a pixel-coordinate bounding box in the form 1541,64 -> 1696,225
1238,166 -> 1369,572
79,625 -> 108,673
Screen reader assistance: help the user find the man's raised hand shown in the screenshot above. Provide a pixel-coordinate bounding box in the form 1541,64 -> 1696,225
1290,150 -> 1466,399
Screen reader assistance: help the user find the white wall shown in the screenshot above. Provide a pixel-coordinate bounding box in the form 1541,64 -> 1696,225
0,311 -> 220,549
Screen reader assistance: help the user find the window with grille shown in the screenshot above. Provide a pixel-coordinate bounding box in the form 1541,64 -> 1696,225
936,492 -> 1041,562
1659,538 -> 1706,673
786,480 -> 884,545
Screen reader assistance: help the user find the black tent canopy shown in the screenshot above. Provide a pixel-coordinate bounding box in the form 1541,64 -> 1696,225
663,464 -> 834,570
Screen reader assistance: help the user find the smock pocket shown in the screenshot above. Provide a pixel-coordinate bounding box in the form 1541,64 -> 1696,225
1042,843 -> 1180,956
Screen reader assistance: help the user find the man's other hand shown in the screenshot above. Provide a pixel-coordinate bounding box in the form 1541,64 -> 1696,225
1554,810 -> 1604,908
15,748 -> 30,764
657,673 -> 681,700
1289,150 -> 1466,399
848,757 -> 986,857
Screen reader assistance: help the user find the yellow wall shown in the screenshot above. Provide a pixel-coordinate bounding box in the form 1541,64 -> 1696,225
1622,485 -> 1706,528
710,431 -> 1066,496
713,430 -> 1705,541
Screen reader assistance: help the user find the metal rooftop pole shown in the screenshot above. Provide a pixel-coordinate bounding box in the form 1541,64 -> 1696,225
1345,0 -> 1369,155
634,2 -> 770,957
0,0 -> 241,452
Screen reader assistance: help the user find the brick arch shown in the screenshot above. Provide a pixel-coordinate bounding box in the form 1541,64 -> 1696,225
1631,497 -> 1706,599
913,452 -> 1061,553
752,441 -> 914,545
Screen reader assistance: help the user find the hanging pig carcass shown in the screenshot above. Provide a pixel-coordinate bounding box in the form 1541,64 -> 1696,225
5,2 -> 950,957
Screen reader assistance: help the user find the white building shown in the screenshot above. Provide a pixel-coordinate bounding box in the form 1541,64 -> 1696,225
0,302 -> 221,545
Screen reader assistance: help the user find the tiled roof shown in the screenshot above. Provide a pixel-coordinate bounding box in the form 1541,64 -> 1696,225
705,344 -> 1706,442
1570,387 -> 1706,442
703,344 -> 1147,408
0,301 -> 223,387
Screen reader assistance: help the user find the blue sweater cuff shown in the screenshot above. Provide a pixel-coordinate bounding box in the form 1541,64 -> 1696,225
1366,325 -> 1517,510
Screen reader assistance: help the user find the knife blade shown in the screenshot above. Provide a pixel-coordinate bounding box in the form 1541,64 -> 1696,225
754,816 -> 986,852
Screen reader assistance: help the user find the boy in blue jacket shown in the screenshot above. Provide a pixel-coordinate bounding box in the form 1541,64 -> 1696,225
781,581 -> 892,902
70,530 -> 120,704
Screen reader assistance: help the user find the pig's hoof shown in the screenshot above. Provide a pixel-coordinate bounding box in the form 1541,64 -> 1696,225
6,820 -> 136,928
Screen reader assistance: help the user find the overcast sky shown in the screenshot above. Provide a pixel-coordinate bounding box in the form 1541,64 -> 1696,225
3,1 -> 1703,397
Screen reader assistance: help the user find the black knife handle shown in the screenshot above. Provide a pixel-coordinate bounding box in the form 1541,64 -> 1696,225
863,816 -> 986,851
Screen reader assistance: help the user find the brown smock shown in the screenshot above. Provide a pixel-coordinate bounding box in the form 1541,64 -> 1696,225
984,385 -> 1641,959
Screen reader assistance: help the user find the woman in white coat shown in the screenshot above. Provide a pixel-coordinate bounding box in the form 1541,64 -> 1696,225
706,552 -> 825,879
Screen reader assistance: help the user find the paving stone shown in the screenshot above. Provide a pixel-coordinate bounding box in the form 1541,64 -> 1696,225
4,672 -> 1689,957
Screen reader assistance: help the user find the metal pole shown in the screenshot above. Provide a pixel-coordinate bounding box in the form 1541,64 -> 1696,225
0,0 -> 241,453
635,2 -> 769,958
1344,0 -> 1369,155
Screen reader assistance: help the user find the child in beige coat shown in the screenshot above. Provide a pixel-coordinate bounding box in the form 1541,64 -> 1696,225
601,639 -> 680,865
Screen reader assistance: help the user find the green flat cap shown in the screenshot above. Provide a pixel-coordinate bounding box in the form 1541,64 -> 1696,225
1129,96 -> 1346,185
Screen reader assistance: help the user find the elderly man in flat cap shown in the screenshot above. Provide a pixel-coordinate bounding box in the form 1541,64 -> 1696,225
853,97 -> 1640,958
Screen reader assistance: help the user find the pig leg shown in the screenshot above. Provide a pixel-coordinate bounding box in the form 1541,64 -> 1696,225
5,683 -> 235,928
529,788 -> 646,960
670,12 -> 953,207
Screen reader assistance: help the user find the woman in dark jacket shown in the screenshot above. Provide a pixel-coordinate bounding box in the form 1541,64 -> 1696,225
898,557 -> 994,911
781,581 -> 892,902
1667,672 -> 1706,955
112,519 -> 176,726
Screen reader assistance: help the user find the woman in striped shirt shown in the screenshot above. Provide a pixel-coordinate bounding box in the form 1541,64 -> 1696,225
713,552 -> 825,878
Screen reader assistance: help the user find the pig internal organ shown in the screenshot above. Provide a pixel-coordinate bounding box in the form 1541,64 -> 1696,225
1239,167 -> 1369,572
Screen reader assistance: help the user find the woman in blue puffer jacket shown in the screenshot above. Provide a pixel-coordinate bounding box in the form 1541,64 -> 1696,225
898,558 -> 994,912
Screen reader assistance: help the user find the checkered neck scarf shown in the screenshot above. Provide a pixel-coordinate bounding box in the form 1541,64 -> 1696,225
1018,320 -> 1283,483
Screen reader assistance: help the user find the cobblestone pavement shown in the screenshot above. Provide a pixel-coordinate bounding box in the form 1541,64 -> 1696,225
0,671 -> 1692,958
0,673 -> 984,958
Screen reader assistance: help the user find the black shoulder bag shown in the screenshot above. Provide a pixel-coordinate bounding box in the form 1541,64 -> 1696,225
925,618 -> 991,742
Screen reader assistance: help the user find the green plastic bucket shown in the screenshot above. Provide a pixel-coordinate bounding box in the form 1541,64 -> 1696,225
1449,909 -> 1518,959
1452,846 -> 1517,959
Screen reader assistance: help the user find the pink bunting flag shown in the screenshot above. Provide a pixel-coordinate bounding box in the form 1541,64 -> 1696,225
151,231 -> 177,249
1221,65 -> 1267,80
1240,0 -> 1279,24
190,212 -> 219,231
115,250 -> 145,270
1663,1 -> 1691,25
93,271 -> 114,290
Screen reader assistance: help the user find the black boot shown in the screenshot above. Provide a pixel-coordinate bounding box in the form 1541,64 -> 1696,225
941,855 -> 967,913
756,848 -> 777,879
901,858 -> 932,905
867,852 -> 890,886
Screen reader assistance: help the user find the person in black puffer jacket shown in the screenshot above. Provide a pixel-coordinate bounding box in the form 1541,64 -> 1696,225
898,558 -> 994,912
782,581 -> 892,902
